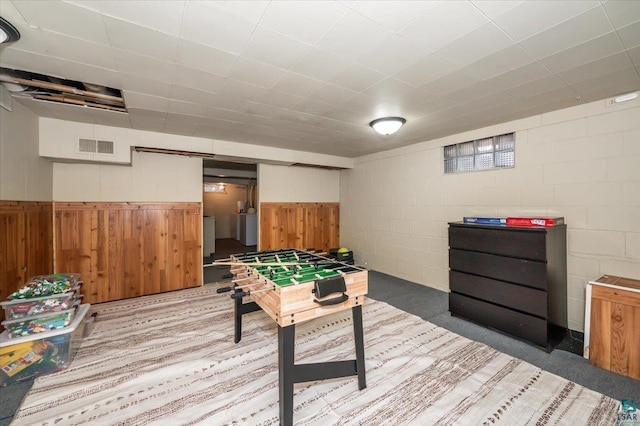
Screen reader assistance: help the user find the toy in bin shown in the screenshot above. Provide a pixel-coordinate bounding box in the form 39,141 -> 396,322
8,273 -> 81,300
1,304 -> 90,386
1,301 -> 80,338
328,247 -> 354,265
1,286 -> 83,320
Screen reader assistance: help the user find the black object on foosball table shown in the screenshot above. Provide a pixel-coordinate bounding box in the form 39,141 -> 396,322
227,249 -> 368,426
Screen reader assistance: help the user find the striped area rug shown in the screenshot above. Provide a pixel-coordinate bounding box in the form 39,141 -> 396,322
12,285 -> 618,425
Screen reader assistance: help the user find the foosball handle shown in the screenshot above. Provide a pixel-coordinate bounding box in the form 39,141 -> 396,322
231,291 -> 249,299
216,287 -> 233,293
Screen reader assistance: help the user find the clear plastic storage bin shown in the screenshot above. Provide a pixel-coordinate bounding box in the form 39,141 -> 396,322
0,304 -> 90,386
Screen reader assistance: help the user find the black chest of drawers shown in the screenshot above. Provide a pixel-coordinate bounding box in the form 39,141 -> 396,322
448,222 -> 567,352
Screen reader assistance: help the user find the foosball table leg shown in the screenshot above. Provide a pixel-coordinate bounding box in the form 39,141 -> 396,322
233,293 -> 261,344
353,304 -> 366,390
278,325 -> 295,426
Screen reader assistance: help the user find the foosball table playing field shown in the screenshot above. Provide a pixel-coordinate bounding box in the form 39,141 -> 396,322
210,248 -> 368,426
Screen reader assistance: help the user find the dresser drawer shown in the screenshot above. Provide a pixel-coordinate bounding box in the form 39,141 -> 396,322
449,225 -> 547,261
450,249 -> 547,290
449,293 -> 548,348
450,271 -> 547,317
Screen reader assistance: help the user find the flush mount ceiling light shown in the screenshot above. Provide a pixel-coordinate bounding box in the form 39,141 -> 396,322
613,92 -> 638,103
0,17 -> 20,44
369,117 -> 406,136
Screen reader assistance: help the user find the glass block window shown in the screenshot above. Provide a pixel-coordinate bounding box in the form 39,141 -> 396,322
443,132 -> 515,174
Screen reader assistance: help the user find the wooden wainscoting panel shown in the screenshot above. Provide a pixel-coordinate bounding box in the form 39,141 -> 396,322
0,201 -> 53,301
260,202 -> 339,251
54,202 -> 202,304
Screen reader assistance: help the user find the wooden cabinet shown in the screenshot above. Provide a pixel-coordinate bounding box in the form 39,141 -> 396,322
585,275 -> 640,379
448,222 -> 567,352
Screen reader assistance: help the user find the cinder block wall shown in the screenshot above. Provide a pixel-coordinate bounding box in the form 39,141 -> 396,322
340,98 -> 640,332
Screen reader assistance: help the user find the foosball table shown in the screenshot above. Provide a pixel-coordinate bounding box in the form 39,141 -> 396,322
213,248 -> 368,426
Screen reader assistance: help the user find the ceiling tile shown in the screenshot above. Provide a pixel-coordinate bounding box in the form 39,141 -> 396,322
420,69 -> 480,97
12,0 -> 110,45
39,31 -> 117,70
54,59 -> 122,89
314,10 -> 391,60
617,20 -> 640,49
308,83 -> 357,104
412,97 -> 459,117
228,57 -> 287,89
396,85 -> 440,108
557,52 -> 635,85
292,98 -> 333,115
171,66 -> 226,95
492,1 -> 600,42
504,75 -> 568,99
329,64 -> 385,91
176,40 -> 237,77
271,72 -> 324,97
602,0 -> 640,29
168,99 -> 207,117
242,26 -> 311,69
445,81 -> 504,104
469,0 -> 524,19
98,0 -> 185,36
462,44 -> 535,81
127,108 -> 167,126
399,1 -> 489,52
169,85 -> 218,106
540,32 -> 625,73
259,1 -> 346,45
291,47 -> 353,81
0,48 -> 65,78
123,91 -> 169,112
203,106 -> 243,121
360,77 -> 415,103
208,1 -> 270,23
62,1 -> 101,13
112,49 -> 175,82
483,61 -> 553,91
119,72 -> 171,98
14,98 -> 54,118
348,1 -> 439,32
571,67 -> 640,102
88,109 -> 131,128
357,34 -> 424,75
258,90 -> 304,109
181,2 -> 257,55
394,54 -> 458,87
217,79 -> 268,105
103,16 -> 180,63
628,46 -> 640,67
520,7 -> 614,59
435,23 -> 515,68
38,99 -> 98,121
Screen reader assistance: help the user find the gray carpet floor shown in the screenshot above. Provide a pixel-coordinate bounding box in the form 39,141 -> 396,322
2,263 -> 637,425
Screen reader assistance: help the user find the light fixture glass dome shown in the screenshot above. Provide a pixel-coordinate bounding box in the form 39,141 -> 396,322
369,117 -> 406,135
0,18 -> 20,44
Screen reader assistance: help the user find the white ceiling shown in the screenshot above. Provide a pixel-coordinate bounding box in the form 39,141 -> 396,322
1,0 -> 639,158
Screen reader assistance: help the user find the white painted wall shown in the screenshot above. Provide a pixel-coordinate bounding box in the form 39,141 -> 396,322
0,101 -> 53,201
340,97 -> 640,332
53,151 -> 202,202
258,164 -> 340,202
203,184 -> 249,239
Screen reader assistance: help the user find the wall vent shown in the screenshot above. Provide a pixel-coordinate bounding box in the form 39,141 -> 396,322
78,138 -> 114,154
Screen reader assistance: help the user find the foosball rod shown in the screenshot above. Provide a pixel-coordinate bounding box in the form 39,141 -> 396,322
216,279 -> 268,293
205,260 -> 346,267
230,286 -> 274,299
